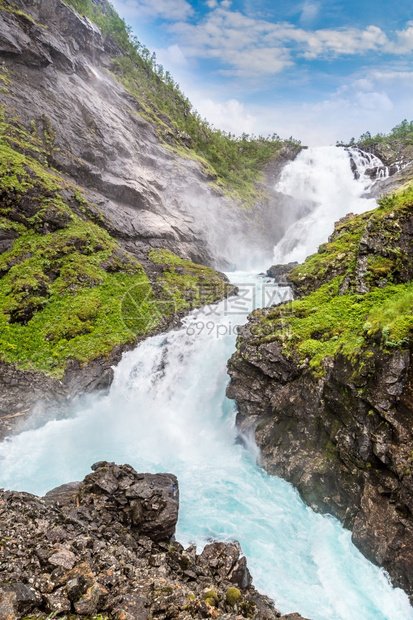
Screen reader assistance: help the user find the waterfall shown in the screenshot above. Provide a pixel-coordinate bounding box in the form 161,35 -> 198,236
0,148 -> 412,619
272,146 -> 379,265
0,273 -> 411,620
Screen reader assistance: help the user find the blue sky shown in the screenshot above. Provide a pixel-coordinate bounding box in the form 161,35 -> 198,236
111,0 -> 413,145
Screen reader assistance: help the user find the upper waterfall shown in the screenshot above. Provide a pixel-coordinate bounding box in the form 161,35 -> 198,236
273,146 -> 379,264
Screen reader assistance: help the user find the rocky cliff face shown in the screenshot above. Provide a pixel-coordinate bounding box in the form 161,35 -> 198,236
0,461 -> 308,620
360,141 -> 413,198
227,187 -> 413,599
0,0 -> 289,269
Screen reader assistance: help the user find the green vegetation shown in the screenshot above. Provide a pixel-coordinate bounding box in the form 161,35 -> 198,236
288,185 -> 413,295
351,119 -> 413,149
148,248 -> 231,311
61,0 -> 298,203
202,589 -> 219,607
340,118 -> 413,162
0,110 -> 228,377
287,213 -> 369,296
225,587 -> 241,606
247,188 -> 413,375
251,278 -> 413,374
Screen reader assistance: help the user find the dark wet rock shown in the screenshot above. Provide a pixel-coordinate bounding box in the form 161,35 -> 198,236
0,229 -> 19,254
0,462 -> 308,619
0,346 -> 124,441
228,314 -> 413,599
0,582 -> 41,616
360,143 -> 413,197
266,262 -> 299,285
80,463 -> 180,542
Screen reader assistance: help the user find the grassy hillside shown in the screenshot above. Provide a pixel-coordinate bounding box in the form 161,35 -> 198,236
63,0 -> 299,203
0,108 -> 230,377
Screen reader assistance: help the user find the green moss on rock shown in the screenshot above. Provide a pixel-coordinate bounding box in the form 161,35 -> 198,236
225,586 -> 241,606
148,248 -> 232,311
288,186 -> 413,296
249,189 -> 413,376
0,112 -> 230,378
202,589 -> 219,607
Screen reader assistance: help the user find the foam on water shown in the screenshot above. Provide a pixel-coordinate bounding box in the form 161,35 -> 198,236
0,274 -> 411,620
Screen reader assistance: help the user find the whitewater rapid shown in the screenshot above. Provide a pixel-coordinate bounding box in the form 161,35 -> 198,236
0,147 -> 412,619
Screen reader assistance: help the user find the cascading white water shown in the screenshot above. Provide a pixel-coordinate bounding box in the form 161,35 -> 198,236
0,276 -> 411,619
0,147 -> 412,620
273,146 -> 379,264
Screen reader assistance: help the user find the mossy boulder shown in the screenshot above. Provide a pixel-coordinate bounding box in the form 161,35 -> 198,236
202,589 -> 219,607
225,587 -> 241,606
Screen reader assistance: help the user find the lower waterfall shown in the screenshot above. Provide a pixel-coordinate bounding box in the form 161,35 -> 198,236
0,147 -> 412,619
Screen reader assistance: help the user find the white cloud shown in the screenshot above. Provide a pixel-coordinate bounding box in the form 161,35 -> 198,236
299,25 -> 388,58
112,0 -> 193,21
247,68 -> 413,146
206,0 -> 218,8
179,66 -> 413,147
168,6 -> 413,78
300,1 -> 320,27
386,21 -> 413,53
163,44 -> 188,67
193,98 -> 257,134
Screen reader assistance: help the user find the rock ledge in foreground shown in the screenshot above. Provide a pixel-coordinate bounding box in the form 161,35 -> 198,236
0,461 -> 309,619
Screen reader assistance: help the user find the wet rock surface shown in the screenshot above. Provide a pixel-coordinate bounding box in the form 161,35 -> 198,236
0,0 -> 300,436
361,143 -> 413,197
228,328 -> 413,599
0,0 -> 295,270
0,461 -> 308,619
266,263 -> 299,285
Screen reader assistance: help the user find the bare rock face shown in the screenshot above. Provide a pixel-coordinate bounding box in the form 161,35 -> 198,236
0,462 -> 309,619
0,0 -> 292,270
228,331 -> 413,599
76,462 -> 180,542
266,262 -> 299,285
361,142 -> 413,197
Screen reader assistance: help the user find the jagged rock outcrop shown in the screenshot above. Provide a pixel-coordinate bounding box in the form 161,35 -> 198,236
227,189 -> 413,600
0,461 -> 309,619
361,142 -> 413,197
266,262 -> 298,285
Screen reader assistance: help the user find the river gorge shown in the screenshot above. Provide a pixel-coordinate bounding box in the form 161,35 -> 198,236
1,146 -> 411,619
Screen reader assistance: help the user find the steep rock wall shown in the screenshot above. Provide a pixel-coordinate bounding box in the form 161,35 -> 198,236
0,0 -> 291,269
